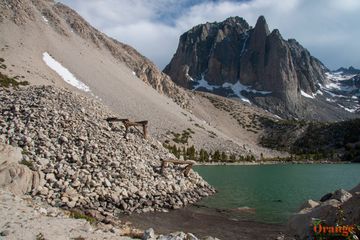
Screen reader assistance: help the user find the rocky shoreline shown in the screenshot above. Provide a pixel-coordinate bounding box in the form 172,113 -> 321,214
0,189 -> 221,240
195,160 -> 351,166
289,183 -> 360,239
0,85 -> 215,237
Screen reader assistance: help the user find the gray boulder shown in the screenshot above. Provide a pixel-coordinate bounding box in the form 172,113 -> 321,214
288,184 -> 360,240
298,199 -> 319,211
143,228 -> 156,240
288,200 -> 339,239
331,189 -> 352,203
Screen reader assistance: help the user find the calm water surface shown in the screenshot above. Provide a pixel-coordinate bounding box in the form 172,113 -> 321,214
194,164 -> 360,223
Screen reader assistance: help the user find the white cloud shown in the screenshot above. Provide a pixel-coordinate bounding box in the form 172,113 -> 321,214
59,0 -> 360,70
105,21 -> 179,67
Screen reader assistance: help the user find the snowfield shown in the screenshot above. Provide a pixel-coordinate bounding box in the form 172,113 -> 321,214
300,90 -> 315,99
42,52 -> 91,92
193,76 -> 271,104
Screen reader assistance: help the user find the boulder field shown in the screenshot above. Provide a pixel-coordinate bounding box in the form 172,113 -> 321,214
0,85 -> 215,218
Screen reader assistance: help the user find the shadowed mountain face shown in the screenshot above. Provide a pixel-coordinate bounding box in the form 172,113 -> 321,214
336,66 -> 360,75
164,16 -> 359,120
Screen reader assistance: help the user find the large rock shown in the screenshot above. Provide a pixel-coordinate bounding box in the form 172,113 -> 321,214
0,143 -> 43,195
288,184 -> 360,239
331,189 -> 352,203
0,142 -> 23,162
142,228 -> 155,240
288,200 -> 340,239
298,199 -> 319,211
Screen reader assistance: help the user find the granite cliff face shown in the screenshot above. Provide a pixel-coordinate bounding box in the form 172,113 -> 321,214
164,16 -> 335,119
164,16 -> 251,88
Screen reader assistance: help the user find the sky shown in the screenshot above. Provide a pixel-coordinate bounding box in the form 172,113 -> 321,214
58,0 -> 360,71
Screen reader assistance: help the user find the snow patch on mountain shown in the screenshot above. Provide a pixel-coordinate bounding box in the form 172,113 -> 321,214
224,81 -> 272,95
325,72 -> 357,92
326,98 -> 336,103
42,16 -> 49,23
315,90 -> 323,96
300,90 -> 314,99
42,52 -> 91,92
337,104 -> 357,113
325,72 -> 356,82
194,78 -> 219,91
222,82 -> 251,103
193,77 -> 271,104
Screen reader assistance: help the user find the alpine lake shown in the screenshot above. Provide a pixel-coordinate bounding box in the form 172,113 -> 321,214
194,163 -> 360,223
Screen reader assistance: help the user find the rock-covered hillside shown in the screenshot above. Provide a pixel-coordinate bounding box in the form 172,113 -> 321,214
0,85 -> 214,217
0,0 -> 287,161
0,0 -> 189,107
164,16 -> 358,120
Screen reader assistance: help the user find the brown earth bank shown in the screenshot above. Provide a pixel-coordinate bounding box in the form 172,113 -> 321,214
119,205 -> 295,240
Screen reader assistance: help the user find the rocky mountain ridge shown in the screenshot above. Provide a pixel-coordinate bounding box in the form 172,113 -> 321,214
335,66 -> 360,75
164,16 -> 358,120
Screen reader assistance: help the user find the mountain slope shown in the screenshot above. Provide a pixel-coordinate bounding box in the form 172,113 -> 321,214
0,0 -> 289,159
260,118 -> 360,162
164,16 -> 358,121
0,0 -> 189,107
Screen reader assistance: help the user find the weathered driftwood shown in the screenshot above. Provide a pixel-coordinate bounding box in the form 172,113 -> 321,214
160,159 -> 195,177
106,117 -> 148,139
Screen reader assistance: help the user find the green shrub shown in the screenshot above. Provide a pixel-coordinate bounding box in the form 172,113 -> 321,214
69,211 -> 97,224
36,233 -> 45,240
0,72 -> 29,88
20,159 -> 35,170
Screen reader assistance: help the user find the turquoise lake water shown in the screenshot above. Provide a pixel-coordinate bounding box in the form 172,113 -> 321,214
194,164 -> 360,224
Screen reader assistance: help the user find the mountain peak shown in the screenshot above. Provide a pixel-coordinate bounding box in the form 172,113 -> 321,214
256,15 -> 267,24
164,15 -> 335,119
223,16 -> 247,25
336,66 -> 360,75
254,15 -> 270,36
270,29 -> 282,38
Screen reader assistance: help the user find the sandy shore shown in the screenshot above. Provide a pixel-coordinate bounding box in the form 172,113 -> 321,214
119,205 -> 295,240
